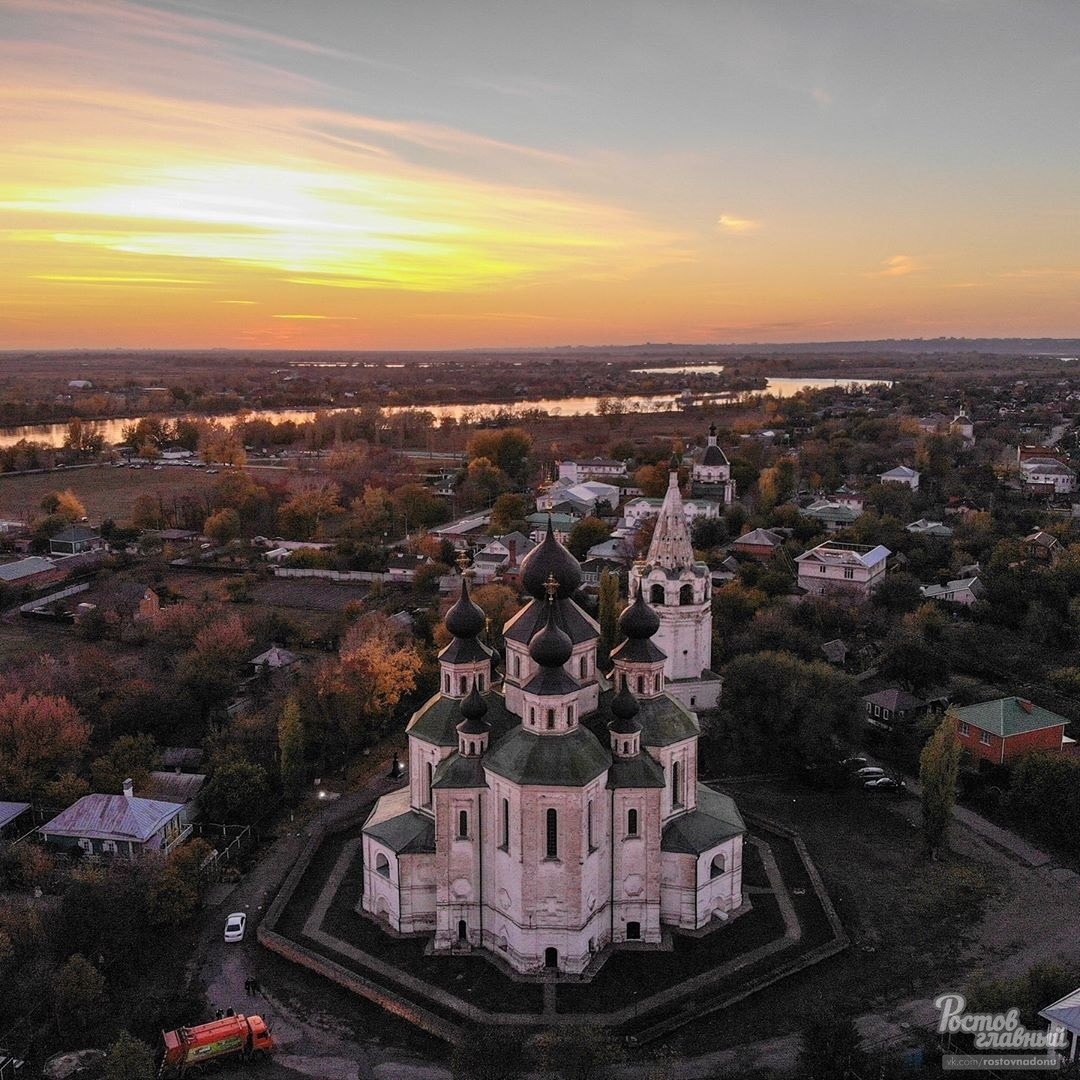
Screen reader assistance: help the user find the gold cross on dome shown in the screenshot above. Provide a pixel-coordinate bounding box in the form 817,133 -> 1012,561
544,573 -> 559,601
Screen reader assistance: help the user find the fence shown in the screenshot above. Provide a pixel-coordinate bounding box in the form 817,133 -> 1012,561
272,568 -> 390,582
18,581 -> 90,615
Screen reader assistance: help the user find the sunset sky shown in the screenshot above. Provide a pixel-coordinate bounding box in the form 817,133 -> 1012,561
3,0 -> 1079,349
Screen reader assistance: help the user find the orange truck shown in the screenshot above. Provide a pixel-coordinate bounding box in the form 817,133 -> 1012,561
158,1014 -> 274,1077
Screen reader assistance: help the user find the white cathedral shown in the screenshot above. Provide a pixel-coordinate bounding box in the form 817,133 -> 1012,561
361,454 -> 745,977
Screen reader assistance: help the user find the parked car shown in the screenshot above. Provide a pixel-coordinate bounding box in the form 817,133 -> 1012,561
224,912 -> 246,942
841,756 -> 869,771
855,766 -> 885,780
864,776 -> 905,792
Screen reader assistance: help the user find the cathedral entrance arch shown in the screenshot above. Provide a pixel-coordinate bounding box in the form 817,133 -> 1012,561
544,947 -> 558,969
458,920 -> 467,942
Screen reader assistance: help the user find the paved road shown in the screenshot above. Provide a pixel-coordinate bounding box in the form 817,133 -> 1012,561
195,752 -> 447,1080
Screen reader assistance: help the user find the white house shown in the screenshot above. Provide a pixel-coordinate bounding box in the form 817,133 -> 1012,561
361,521 -> 744,977
622,496 -> 720,529
537,479 -> 620,514
795,541 -> 890,598
879,466 -> 920,491
906,519 -> 954,538
920,576 -> 984,606
1021,458 -> 1077,495
557,457 -> 627,484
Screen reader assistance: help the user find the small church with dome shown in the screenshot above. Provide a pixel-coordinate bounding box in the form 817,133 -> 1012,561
361,455 -> 745,977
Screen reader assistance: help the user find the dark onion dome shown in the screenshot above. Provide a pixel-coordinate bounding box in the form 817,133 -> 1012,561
456,684 -> 490,734
520,518 -> 582,600
445,577 -> 486,639
528,600 -> 573,668
702,442 -> 728,466
618,581 -> 660,640
608,684 -> 641,734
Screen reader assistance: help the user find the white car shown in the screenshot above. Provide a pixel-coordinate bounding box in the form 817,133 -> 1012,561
855,766 -> 885,780
224,912 -> 246,942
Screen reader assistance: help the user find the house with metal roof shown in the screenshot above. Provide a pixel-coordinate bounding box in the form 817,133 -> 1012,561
879,465 -> 920,490
906,519 -> 954,538
950,697 -> 1073,765
921,576 -> 984,606
795,541 -> 890,598
863,688 -> 928,729
800,500 -> 863,533
39,779 -> 190,859
49,525 -> 102,556
0,802 -> 31,841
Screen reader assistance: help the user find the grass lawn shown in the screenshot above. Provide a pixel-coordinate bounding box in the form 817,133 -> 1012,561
657,779 -> 1001,1055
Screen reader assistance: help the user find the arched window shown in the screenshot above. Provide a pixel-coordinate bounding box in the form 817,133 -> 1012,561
587,801 -> 594,850
654,674 -> 661,692
546,709 -> 555,730
711,853 -> 726,878
580,656 -> 588,678
627,808 -> 638,837
637,675 -> 645,693
444,674 -> 450,693
478,673 -> 485,691
679,583 -> 694,606
514,654 -> 521,677
459,676 -> 467,694
650,583 -> 665,605
425,762 -> 433,806
672,760 -> 683,808
546,808 -> 558,859
567,704 -> 575,726
375,852 -> 390,877
458,919 -> 467,942
458,810 -> 468,839
501,797 -> 510,850
529,706 -> 536,726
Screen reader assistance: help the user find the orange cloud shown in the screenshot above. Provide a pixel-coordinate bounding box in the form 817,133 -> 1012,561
716,214 -> 762,235
870,255 -> 924,278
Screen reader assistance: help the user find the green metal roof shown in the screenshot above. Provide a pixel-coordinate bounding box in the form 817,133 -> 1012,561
364,806 -> 435,855
661,786 -> 745,855
592,691 -> 699,748
407,690 -> 517,748
483,725 -> 611,787
432,755 -> 488,790
607,754 -> 666,790
951,697 -> 1067,738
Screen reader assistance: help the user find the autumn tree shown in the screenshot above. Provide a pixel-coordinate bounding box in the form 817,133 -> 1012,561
471,584 -> 518,649
203,507 -> 241,546
466,428 -> 533,484
198,421 -> 247,467
90,734 -> 160,795
201,755 -> 271,824
148,838 -> 214,925
315,614 -> 423,762
796,1015 -> 867,1080
41,488 -> 87,522
55,953 -> 106,1035
457,458 -> 511,509
177,613 -> 253,720
277,482 -> 342,540
392,483 -> 448,532
490,493 -> 530,534
0,692 -> 90,799
103,1032 -> 156,1080
633,463 -> 669,498
278,695 -> 306,801
598,570 -> 621,652
567,516 -> 611,559
919,713 -> 962,859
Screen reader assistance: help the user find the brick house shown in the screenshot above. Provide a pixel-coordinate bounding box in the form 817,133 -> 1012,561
795,541 -> 890,598
730,528 -> 783,561
950,697 -> 1072,766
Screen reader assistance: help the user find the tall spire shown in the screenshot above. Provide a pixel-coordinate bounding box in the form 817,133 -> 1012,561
645,454 -> 694,570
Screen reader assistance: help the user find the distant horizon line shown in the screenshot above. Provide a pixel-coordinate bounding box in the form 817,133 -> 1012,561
3,335 -> 1080,356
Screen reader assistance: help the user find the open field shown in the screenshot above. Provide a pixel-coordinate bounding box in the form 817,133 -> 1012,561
0,463 -> 221,524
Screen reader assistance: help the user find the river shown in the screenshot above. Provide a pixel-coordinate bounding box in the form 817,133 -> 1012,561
0,376 -> 887,450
